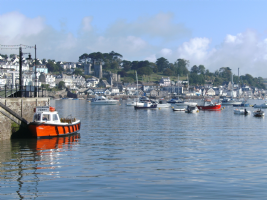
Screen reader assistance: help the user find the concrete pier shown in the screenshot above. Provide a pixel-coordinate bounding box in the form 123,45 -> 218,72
0,97 -> 50,140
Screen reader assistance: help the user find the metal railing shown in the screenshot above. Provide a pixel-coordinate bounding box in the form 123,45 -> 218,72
0,84 -> 46,98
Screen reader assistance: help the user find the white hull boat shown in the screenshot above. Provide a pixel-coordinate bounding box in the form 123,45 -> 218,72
127,96 -> 151,106
91,96 -> 119,105
221,98 -> 242,105
157,99 -> 171,108
134,102 -> 157,109
185,105 -> 199,113
234,109 -> 251,115
173,108 -> 185,111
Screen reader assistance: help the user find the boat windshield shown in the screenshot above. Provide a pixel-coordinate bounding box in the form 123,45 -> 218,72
34,113 -> 41,121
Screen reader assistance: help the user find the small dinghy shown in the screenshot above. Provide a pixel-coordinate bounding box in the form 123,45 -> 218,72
253,109 -> 265,117
185,105 -> 199,113
173,108 -> 185,111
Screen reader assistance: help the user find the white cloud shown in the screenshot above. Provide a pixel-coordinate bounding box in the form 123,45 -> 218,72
0,12 -> 45,42
167,30 -> 267,77
159,48 -> 172,57
1,12 -> 267,77
145,54 -> 157,62
81,16 -> 93,32
105,12 -> 191,40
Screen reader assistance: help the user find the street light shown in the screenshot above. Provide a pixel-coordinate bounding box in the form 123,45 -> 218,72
19,47 -> 32,97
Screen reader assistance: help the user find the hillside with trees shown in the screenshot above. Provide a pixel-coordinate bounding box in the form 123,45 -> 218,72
76,51 -> 266,89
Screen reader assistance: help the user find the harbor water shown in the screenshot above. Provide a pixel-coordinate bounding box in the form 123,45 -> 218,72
1,99 -> 267,199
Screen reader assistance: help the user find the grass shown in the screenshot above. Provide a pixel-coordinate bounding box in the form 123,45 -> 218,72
121,70 -> 188,83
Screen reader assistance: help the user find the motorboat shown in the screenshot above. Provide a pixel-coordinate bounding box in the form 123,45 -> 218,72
167,98 -> 182,104
91,95 -> 119,105
185,105 -> 199,113
134,101 -> 157,109
126,96 -> 151,106
197,99 -> 221,111
28,106 -> 81,138
253,109 -> 265,117
176,100 -> 198,107
233,100 -> 250,107
156,99 -> 171,108
253,103 -> 267,108
221,98 -> 242,106
234,108 -> 251,115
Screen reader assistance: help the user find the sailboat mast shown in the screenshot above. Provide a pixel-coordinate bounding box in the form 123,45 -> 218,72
136,71 -> 138,106
231,69 -> 233,97
187,74 -> 189,91
178,74 -> 179,96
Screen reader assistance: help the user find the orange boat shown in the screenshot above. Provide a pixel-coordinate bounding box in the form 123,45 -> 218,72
28,106 -> 81,138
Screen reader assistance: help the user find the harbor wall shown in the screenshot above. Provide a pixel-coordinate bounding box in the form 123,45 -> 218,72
0,97 -> 50,140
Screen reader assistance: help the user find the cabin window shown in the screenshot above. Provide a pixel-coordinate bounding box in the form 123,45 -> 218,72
42,114 -> 50,121
34,114 -> 41,121
53,114 -> 58,121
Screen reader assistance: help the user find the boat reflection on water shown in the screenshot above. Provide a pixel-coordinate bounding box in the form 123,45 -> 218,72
35,133 -> 80,152
1,133 -> 80,200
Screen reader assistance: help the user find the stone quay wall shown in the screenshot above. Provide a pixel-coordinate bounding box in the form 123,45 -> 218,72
0,97 -> 50,140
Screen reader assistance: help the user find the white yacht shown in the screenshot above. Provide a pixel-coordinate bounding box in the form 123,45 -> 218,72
91,96 -> 119,105
221,98 -> 242,106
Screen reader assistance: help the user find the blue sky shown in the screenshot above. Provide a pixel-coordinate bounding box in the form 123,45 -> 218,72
1,0 -> 267,77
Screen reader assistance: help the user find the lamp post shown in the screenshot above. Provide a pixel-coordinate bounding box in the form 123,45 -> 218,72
34,45 -> 38,97
19,47 -> 32,97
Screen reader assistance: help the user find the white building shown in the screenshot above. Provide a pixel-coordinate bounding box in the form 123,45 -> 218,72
159,77 -> 171,86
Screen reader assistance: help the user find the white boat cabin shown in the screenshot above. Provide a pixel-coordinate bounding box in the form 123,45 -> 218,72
33,106 -> 61,123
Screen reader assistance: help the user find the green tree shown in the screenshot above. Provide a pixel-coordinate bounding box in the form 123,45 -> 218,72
0,54 -> 8,59
58,81 -> 65,89
156,57 -> 169,72
78,53 -> 89,62
123,77 -> 134,83
122,60 -> 132,71
175,59 -> 189,76
118,70 -> 127,77
73,68 -> 83,76
131,61 -> 139,70
190,65 -> 198,74
137,67 -> 153,76
163,68 -> 173,76
198,65 -> 205,74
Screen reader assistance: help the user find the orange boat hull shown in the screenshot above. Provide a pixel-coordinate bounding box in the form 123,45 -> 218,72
28,121 -> 81,138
